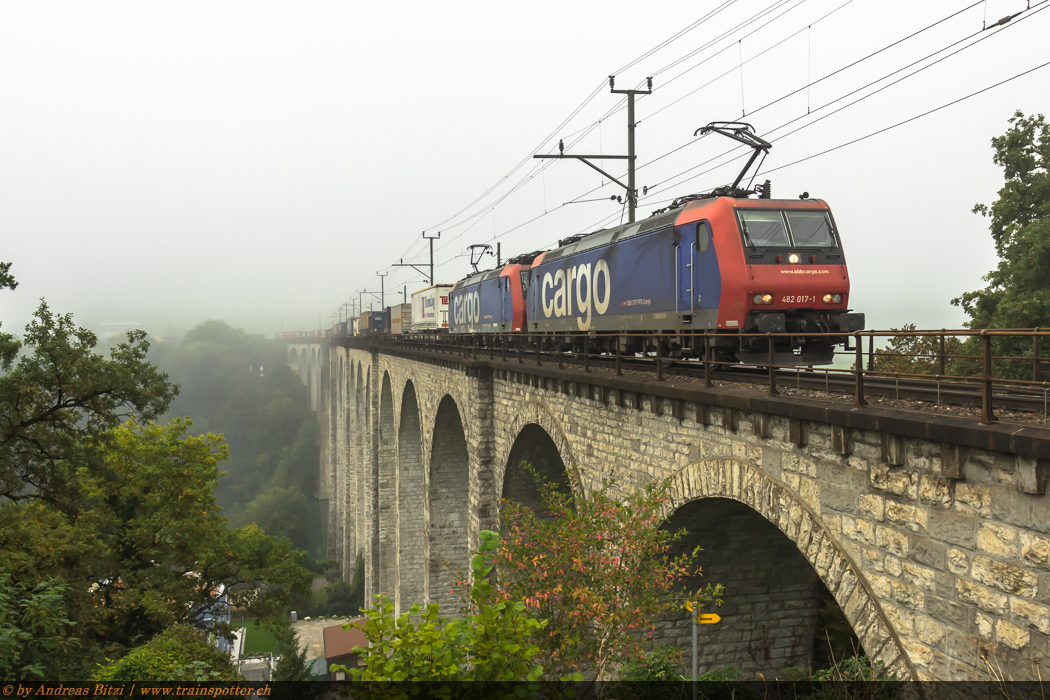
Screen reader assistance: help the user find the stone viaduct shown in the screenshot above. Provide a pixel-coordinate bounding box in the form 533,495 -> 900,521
286,342 -> 323,412
293,337 -> 1050,681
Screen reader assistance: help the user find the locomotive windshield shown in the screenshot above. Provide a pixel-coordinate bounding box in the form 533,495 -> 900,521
737,209 -> 838,248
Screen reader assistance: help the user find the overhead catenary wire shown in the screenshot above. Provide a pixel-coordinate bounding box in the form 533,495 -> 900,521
643,0 -> 1049,197
388,0 -> 750,267
637,0 -> 857,128
565,13 -> 1050,244
446,2 -> 1037,278
407,0 -> 811,262
367,0 -> 1042,293
610,0 -> 995,192
421,0 -> 822,262
562,0 -> 988,208
756,58 -> 1050,176
379,0 -> 852,288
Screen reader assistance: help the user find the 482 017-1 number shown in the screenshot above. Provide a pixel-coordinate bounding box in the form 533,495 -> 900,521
781,295 -> 816,304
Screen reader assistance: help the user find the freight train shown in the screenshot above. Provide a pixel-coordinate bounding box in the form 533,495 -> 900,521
447,193 -> 863,364
342,124 -> 864,365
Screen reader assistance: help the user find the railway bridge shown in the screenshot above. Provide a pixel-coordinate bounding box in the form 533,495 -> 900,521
298,335 -> 1050,681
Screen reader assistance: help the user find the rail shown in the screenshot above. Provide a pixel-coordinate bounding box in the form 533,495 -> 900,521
339,328 -> 1050,429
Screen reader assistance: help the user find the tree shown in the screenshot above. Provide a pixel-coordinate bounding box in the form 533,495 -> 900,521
0,278 -> 177,513
0,577 -> 80,681
336,531 -> 547,692
233,485 -> 310,550
149,320 -> 318,511
0,419 -> 313,669
869,324 -> 966,376
955,111 -> 1050,330
84,420 -> 313,647
494,466 -> 722,683
0,264 -> 314,674
93,625 -> 240,681
272,618 -> 312,682
952,111 -> 1050,379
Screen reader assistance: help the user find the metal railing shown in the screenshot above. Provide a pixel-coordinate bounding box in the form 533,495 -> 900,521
344,328 -> 1050,428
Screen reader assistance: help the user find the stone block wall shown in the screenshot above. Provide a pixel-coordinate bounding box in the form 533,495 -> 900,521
314,343 -> 1050,681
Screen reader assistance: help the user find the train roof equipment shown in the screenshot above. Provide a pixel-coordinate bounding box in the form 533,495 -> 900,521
693,121 -> 772,200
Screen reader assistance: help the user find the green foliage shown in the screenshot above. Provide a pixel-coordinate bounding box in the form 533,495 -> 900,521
294,556 -> 364,619
302,558 -> 340,575
696,666 -> 743,681
950,111 -> 1050,380
496,464 -> 723,682
234,485 -> 311,551
0,266 -> 315,674
93,624 -> 239,681
317,581 -> 360,617
869,325 -> 967,376
0,576 -> 80,681
955,111 -> 1050,331
0,294 -> 176,513
149,321 -> 320,524
272,617 -> 312,682
0,420 -> 313,666
809,655 -> 889,681
0,262 -> 16,292
617,645 -> 686,681
334,531 -> 547,692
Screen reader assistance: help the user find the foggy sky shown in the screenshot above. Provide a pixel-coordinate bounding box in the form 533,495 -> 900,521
1,0 -> 1046,339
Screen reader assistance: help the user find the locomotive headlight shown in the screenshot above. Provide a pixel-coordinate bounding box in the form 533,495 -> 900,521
788,253 -> 800,264
753,293 -> 774,304
823,293 -> 842,304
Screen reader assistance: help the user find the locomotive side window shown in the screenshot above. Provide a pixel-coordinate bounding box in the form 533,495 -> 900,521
575,228 -> 617,252
613,223 -> 642,242
675,221 -> 710,252
785,211 -> 837,247
738,210 -> 789,247
545,243 -> 578,262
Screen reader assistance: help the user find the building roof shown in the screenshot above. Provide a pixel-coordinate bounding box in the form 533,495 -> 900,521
323,620 -> 368,661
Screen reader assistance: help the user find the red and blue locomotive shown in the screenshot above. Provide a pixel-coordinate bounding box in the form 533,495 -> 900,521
449,125 -> 864,365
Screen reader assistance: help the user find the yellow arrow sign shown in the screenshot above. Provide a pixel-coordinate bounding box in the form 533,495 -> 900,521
697,614 -> 721,624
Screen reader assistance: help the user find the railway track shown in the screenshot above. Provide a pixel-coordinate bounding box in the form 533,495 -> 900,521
371,337 -> 1050,423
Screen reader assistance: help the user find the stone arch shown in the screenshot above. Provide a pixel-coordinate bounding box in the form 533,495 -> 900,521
377,371 -> 397,600
665,456 -> 916,681
428,394 -> 470,609
497,402 -> 581,505
288,347 -> 300,373
397,380 -> 425,609
501,424 -> 573,517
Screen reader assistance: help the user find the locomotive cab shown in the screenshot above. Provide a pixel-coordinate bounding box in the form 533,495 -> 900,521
731,200 -> 864,364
